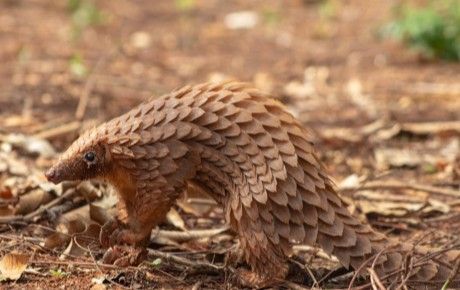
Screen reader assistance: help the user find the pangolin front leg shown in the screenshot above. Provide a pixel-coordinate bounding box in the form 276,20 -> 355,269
100,185 -> 179,265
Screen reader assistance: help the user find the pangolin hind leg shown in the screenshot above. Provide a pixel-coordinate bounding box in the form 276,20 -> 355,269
191,176 -> 289,287
229,207 -> 289,287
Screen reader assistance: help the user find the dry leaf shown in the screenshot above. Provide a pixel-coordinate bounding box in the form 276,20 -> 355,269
424,198 -> 450,214
283,81 -> 315,100
57,219 -> 86,235
178,183 -> 216,217
355,190 -> 449,217
43,232 -> 71,249
0,206 -> 15,216
2,133 -> 55,158
90,204 -> 112,226
14,188 -> 54,215
166,208 -> 186,230
401,121 -> 460,136
1,154 -> 29,176
319,127 -> 363,144
358,198 -> 423,217
77,181 -> 102,200
90,284 -> 107,290
0,252 -> 29,280
374,148 -> 422,170
0,187 -> 13,199
0,158 -> 7,172
59,204 -> 91,225
338,174 -> 361,189
253,72 -> 273,93
38,182 -> 64,196
346,78 -> 378,118
74,223 -> 101,248
45,222 -> 100,250
224,11 -> 258,30
60,238 -> 87,259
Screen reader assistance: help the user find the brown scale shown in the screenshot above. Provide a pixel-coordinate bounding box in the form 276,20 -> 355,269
46,82 -> 460,288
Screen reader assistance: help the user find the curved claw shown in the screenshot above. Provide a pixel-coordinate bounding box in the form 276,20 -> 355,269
225,245 -> 244,267
108,228 -> 149,246
100,219 -> 120,248
100,219 -> 151,248
102,245 -> 147,266
235,268 -> 282,289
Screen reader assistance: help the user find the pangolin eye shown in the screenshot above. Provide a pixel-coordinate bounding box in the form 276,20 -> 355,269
84,152 -> 96,162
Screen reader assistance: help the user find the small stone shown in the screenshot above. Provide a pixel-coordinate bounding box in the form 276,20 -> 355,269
130,31 -> 152,49
224,11 -> 259,30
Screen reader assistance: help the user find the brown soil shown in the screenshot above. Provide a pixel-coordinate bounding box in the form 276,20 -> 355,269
0,0 -> 459,289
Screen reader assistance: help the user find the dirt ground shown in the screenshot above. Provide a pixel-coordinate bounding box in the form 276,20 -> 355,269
0,0 -> 459,289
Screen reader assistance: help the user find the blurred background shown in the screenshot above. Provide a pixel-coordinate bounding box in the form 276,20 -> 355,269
0,0 -> 459,288
1,0 -> 459,176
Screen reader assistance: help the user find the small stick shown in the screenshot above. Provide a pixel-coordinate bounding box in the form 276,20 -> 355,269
0,188 -> 77,224
152,227 -> 229,242
186,198 -> 218,205
191,281 -> 202,290
283,281 -> 312,290
290,258 -> 319,287
368,268 -> 387,290
75,48 -> 119,120
30,259 -> 128,270
24,188 -> 77,221
340,180 -> 460,198
147,248 -> 223,272
401,121 -> 460,135
33,121 -> 81,140
441,257 -> 460,290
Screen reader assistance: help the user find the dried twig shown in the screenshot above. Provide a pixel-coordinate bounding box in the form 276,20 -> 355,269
29,259 -> 128,270
368,268 -> 386,290
401,121 -> 460,135
407,82 -> 460,96
88,248 -> 132,290
75,48 -> 119,120
347,245 -> 400,290
152,226 -> 229,242
292,245 -> 338,262
283,281 -> 313,290
290,258 -> 319,287
33,121 -> 81,140
0,188 -> 77,224
147,248 -> 223,272
191,281 -> 202,290
441,257 -> 460,290
340,180 -> 460,198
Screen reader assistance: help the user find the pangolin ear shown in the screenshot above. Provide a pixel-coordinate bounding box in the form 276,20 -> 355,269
100,136 -> 112,162
104,143 -> 112,162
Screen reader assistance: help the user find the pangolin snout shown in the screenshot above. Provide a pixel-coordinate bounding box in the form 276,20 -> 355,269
45,167 -> 62,184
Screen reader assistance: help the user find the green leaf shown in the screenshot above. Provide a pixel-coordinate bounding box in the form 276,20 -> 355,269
68,0 -> 105,40
69,54 -> 88,78
149,258 -> 162,268
174,0 -> 195,12
382,0 -> 460,61
49,268 -> 69,278
262,9 -> 281,27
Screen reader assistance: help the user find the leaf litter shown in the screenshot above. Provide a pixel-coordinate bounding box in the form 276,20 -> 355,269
0,1 -> 460,288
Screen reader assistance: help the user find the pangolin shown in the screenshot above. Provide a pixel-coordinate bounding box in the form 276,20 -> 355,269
45,82 -> 459,287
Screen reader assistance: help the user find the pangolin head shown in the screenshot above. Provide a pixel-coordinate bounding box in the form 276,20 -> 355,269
45,125 -> 112,184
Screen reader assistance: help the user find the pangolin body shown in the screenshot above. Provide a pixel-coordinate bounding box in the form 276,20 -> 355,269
46,82 -> 459,287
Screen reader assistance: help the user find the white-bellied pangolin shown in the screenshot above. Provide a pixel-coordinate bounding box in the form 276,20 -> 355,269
45,82 -> 459,288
